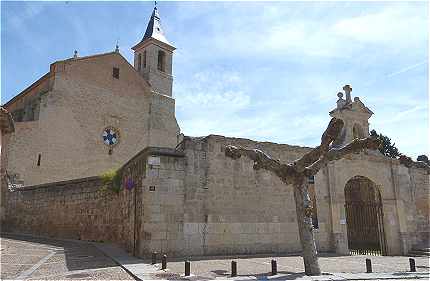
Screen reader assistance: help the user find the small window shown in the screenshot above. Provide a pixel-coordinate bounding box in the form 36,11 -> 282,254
37,154 -> 41,166
138,54 -> 142,71
157,50 -> 165,72
143,50 -> 147,68
113,67 -> 120,79
308,175 -> 315,184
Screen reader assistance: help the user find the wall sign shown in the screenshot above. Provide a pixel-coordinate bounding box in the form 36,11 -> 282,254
148,156 -> 161,166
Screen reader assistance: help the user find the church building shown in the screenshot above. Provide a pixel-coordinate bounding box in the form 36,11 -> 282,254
1,6 -> 428,259
1,6 -> 179,187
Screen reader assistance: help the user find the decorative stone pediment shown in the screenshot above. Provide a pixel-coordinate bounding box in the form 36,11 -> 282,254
329,85 -> 373,146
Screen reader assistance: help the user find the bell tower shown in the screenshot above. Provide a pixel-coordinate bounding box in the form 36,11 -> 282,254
132,5 -> 175,97
329,85 -> 374,147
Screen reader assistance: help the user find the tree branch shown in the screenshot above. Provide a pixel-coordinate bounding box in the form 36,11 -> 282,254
225,145 -> 299,184
293,118 -> 344,172
304,136 -> 381,176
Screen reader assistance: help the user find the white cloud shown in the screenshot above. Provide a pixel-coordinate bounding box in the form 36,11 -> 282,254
193,3 -> 427,60
332,5 -> 427,47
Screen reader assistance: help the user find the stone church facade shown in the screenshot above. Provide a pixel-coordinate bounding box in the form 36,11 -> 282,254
1,7 -> 428,258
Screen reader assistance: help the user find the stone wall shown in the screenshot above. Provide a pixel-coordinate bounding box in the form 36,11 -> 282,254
138,135 -> 331,257
404,166 -> 429,247
2,136 -> 428,258
138,135 -> 429,257
2,176 -> 135,252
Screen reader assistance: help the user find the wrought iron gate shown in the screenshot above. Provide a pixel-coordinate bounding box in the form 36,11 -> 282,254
345,176 -> 387,255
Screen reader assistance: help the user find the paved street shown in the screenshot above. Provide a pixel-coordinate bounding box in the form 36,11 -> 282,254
138,253 -> 430,280
0,233 -> 134,280
1,233 -> 429,280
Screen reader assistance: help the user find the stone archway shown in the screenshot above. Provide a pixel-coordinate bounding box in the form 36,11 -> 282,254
344,176 -> 387,255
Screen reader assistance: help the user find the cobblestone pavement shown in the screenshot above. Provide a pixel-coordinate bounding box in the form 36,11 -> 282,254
144,253 -> 430,280
0,233 -> 135,280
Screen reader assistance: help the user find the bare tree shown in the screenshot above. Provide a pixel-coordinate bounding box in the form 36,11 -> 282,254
225,117 -> 380,275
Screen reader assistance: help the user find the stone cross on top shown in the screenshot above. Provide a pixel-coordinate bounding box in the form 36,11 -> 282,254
343,84 -> 352,103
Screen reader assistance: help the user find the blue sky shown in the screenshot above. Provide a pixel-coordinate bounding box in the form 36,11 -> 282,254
1,1 -> 428,158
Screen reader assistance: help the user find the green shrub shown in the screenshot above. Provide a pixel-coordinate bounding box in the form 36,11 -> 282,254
100,169 -> 122,193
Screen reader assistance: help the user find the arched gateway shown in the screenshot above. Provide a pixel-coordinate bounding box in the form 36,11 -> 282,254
344,176 -> 387,255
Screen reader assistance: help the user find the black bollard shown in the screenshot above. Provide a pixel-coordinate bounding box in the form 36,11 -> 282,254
151,252 -> 157,265
162,254 -> 167,270
409,258 -> 416,272
271,259 -> 277,275
366,258 -> 372,273
185,260 -> 191,276
231,261 -> 237,277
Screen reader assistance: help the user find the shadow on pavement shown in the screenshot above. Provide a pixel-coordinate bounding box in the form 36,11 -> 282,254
1,232 -> 118,274
142,251 -> 345,264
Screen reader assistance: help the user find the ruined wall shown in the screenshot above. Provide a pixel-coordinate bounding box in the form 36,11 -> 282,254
402,166 -> 430,248
2,176 -> 135,252
139,135 -> 334,257
2,135 -> 428,258
179,135 -> 331,256
139,136 -> 429,257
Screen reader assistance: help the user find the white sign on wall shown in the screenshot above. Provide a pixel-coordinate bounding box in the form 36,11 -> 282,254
340,219 -> 346,225
148,156 -> 161,166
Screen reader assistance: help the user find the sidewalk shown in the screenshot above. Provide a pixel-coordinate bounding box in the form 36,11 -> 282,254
94,243 -> 430,281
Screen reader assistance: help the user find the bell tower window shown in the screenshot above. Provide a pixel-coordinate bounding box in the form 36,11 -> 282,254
157,50 -> 165,72
138,54 -> 142,71
143,50 -> 147,68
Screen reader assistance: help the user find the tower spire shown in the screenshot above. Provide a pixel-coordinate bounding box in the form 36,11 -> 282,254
131,5 -> 175,97
133,4 -> 172,48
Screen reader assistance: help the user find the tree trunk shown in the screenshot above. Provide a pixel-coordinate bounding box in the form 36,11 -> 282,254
293,181 -> 321,275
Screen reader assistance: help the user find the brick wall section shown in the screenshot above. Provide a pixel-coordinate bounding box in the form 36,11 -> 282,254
2,176 -> 135,252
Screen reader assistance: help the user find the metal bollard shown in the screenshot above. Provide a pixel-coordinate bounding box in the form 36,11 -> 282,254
151,252 -> 157,265
271,259 -> 277,275
409,258 -> 416,272
231,261 -> 237,277
162,254 -> 167,270
185,260 -> 191,276
366,258 -> 372,273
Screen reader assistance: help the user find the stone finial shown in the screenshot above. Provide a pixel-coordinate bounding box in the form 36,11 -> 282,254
336,92 -> 346,109
73,50 -> 78,58
343,84 -> 352,103
354,97 -> 360,102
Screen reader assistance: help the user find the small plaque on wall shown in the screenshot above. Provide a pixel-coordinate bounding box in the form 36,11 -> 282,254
148,156 -> 161,166
340,219 -> 346,225
149,186 -> 156,191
